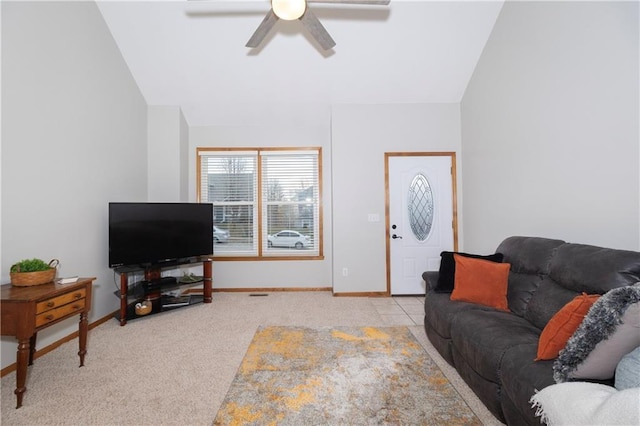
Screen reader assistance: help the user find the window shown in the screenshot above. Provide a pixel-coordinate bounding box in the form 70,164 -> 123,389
197,148 -> 322,259
407,173 -> 434,242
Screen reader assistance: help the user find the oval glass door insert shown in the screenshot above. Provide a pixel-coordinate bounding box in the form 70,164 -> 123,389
407,173 -> 434,241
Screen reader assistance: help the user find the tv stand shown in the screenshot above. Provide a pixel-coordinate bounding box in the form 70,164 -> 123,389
115,258 -> 212,326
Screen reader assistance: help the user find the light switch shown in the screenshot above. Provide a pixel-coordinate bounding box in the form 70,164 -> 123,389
368,213 -> 380,222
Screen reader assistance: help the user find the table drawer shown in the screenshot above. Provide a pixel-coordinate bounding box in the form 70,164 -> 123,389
36,298 -> 85,328
36,289 -> 86,314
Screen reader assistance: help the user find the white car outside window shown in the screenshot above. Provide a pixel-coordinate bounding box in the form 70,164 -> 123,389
267,230 -> 310,249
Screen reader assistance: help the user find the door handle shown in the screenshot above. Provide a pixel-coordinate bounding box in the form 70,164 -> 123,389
392,234 -> 403,239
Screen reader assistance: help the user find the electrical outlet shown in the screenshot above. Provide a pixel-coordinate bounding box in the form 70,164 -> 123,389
342,268 -> 349,277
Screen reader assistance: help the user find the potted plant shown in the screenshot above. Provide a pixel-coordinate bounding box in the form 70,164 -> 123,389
10,258 -> 59,287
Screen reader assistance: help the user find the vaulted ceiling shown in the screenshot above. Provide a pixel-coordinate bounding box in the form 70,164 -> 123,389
97,0 -> 505,126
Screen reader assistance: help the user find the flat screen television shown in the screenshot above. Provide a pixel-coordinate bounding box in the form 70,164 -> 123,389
109,202 -> 213,269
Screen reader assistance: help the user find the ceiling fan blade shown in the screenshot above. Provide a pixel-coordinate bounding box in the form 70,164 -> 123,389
299,9 -> 336,50
246,9 -> 279,48
308,0 -> 390,5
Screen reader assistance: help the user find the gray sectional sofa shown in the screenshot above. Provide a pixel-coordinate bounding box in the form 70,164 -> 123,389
422,236 -> 640,425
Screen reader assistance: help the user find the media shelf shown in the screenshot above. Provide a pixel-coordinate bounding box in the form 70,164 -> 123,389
114,258 -> 212,326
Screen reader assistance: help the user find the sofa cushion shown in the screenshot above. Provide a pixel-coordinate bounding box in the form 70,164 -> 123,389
450,254 -> 510,311
506,273 -> 546,318
434,251 -> 504,293
554,283 -> 640,382
548,244 -> 640,294
424,292 -> 497,365
450,309 -> 540,382
535,293 -> 600,361
424,292 -> 492,340
523,279 -> 579,330
497,236 -> 565,274
497,236 -> 565,317
525,244 -> 640,332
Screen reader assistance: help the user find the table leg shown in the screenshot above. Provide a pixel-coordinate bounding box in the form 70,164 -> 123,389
203,261 -> 213,303
28,333 -> 37,366
15,338 -> 30,408
119,273 -> 128,326
78,312 -> 88,367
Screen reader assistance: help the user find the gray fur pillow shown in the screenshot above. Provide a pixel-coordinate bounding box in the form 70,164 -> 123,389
553,283 -> 640,382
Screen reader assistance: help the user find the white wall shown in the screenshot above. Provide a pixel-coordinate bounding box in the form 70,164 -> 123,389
188,104 -> 334,289
1,1 -> 147,370
331,104 -> 461,294
147,106 -> 185,201
179,109 -> 189,201
461,0 -> 639,253
185,103 -> 461,293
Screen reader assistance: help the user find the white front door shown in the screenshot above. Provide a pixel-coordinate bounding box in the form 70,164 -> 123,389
386,153 -> 457,295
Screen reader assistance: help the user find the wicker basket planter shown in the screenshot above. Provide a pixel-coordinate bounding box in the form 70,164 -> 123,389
135,300 -> 153,316
10,259 -> 59,287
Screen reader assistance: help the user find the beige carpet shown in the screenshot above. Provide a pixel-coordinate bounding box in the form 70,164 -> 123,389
0,292 -> 502,425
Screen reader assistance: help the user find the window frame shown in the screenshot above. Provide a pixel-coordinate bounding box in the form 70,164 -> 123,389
197,147 -> 323,261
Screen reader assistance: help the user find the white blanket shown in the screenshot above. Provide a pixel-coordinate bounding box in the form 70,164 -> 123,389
530,382 -> 640,425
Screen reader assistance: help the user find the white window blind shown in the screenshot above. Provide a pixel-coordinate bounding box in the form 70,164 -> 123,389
198,151 -> 258,256
261,150 -> 319,256
197,148 -> 321,258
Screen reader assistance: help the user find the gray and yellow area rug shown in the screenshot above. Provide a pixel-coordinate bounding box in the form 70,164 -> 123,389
214,326 -> 481,425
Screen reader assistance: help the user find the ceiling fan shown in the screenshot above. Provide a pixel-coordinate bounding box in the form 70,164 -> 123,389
249,0 -> 390,50
195,0 -> 390,51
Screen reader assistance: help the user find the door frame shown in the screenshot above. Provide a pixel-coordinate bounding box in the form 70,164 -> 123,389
384,152 -> 459,295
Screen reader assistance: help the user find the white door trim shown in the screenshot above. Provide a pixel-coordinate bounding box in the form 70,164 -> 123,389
384,152 -> 459,295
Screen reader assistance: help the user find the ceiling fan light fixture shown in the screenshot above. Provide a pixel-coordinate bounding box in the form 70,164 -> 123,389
272,0 -> 306,20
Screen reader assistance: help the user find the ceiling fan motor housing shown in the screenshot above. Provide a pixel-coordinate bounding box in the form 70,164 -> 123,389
272,0 -> 307,20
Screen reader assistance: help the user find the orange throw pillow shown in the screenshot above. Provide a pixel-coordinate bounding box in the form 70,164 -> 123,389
450,254 -> 510,312
536,293 -> 600,361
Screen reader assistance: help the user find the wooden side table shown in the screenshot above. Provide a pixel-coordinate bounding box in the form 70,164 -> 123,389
0,277 -> 95,408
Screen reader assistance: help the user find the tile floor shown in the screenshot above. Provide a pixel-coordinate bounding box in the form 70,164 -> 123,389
371,295 -> 425,326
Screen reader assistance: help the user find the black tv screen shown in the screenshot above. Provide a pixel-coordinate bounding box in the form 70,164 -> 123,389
109,202 -> 213,268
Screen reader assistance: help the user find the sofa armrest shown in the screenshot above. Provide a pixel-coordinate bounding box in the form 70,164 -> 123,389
422,271 -> 440,292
